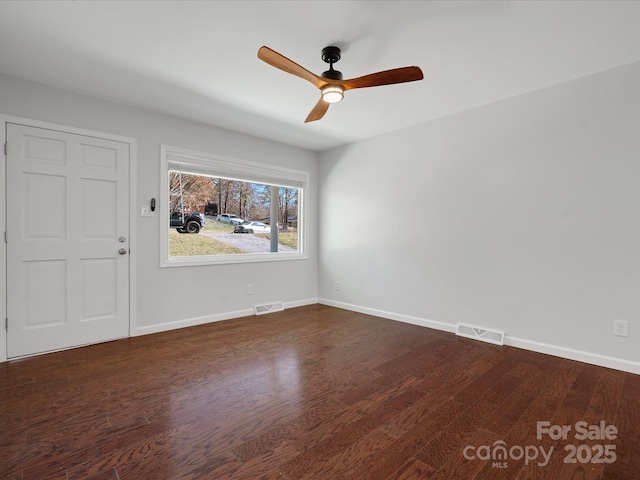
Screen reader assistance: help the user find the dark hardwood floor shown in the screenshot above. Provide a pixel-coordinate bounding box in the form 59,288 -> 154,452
1,304 -> 638,479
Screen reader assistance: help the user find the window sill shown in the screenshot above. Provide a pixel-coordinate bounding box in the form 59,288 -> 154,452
160,251 -> 308,268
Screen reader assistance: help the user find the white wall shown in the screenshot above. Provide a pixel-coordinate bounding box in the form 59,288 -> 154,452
0,73 -> 318,355
319,61 -> 640,373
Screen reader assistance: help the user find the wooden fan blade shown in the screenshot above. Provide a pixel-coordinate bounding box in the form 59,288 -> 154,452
258,46 -> 324,88
342,66 -> 423,91
304,97 -> 330,123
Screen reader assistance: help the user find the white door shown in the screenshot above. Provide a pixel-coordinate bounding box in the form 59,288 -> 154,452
6,123 -> 130,358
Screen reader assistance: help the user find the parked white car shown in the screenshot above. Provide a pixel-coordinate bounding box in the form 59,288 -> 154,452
234,221 -> 270,234
217,213 -> 243,225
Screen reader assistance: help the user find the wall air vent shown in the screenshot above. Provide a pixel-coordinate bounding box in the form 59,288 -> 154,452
455,324 -> 505,346
254,302 -> 284,316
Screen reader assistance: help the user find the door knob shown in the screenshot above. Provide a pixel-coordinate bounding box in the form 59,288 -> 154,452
118,248 -> 127,255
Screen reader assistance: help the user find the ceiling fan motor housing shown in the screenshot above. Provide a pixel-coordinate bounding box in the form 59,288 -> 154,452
321,46 -> 343,80
321,46 -> 341,62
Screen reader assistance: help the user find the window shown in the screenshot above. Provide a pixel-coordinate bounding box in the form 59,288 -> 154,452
160,145 -> 307,267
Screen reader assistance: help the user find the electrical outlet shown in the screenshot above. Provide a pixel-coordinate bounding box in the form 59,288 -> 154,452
613,319 -> 629,337
247,284 -> 254,295
334,280 -> 340,291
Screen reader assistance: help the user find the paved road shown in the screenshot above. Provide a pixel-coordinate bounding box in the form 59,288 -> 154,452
201,232 -> 296,254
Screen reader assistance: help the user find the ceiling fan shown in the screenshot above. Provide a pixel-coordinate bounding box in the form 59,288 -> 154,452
257,45 -> 424,123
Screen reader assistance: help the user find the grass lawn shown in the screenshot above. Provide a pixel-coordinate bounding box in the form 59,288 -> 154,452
202,220 -> 235,233
256,232 -> 298,249
169,230 -> 244,256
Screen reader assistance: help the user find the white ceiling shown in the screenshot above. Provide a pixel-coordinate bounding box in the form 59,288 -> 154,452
1,1 -> 640,151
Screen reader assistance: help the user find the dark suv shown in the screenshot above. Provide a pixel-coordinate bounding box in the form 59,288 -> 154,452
170,211 -> 204,234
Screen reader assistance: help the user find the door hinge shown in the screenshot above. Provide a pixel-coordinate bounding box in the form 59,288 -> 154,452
4,231 -> 6,244
3,142 -> 6,156
4,318 -> 7,332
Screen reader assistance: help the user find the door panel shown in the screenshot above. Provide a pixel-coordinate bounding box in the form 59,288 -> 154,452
7,124 -> 130,358
81,258 -> 117,319
24,260 -> 67,327
24,173 -> 67,238
82,178 -> 116,238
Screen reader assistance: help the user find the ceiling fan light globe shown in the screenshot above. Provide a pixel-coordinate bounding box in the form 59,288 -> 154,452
322,86 -> 344,103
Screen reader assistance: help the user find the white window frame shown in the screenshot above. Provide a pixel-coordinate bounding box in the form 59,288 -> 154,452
160,145 -> 308,267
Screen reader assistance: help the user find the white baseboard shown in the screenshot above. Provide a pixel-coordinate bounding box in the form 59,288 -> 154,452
504,336 -> 640,375
318,298 -> 640,375
318,298 -> 456,333
284,297 -> 319,309
133,297 -> 319,337
133,308 -> 254,336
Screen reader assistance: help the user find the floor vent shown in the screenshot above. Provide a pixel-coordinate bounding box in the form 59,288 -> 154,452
455,324 -> 505,346
254,301 -> 284,316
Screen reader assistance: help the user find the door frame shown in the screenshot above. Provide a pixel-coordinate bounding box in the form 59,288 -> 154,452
0,115 -> 138,362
